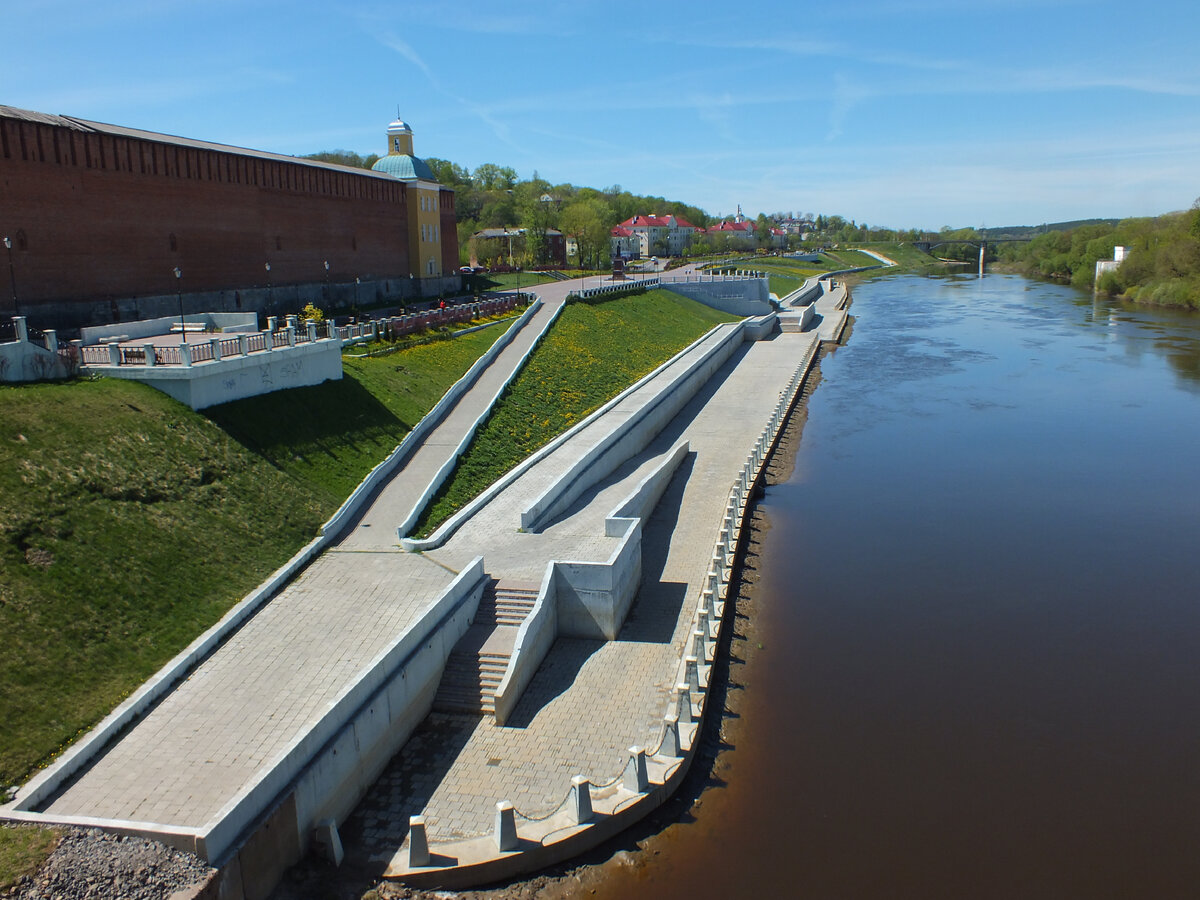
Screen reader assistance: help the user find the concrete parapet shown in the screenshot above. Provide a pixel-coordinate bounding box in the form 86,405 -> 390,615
519,323 -> 741,533
198,557 -> 486,866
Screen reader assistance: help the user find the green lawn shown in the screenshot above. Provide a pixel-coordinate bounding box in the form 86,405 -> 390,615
0,323 -> 509,786
413,289 -> 740,535
471,272 -> 557,291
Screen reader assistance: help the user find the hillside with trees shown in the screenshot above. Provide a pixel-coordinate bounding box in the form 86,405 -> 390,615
993,204 -> 1200,308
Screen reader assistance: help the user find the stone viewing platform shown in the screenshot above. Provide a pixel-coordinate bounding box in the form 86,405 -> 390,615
1,267 -> 849,898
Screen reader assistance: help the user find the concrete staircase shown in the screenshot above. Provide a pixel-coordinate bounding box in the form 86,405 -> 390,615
432,581 -> 539,716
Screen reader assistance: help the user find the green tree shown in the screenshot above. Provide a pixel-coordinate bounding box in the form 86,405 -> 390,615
301,150 -> 380,170
560,198 -> 613,269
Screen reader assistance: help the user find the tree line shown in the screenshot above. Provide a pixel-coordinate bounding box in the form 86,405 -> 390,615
993,203 -> 1200,309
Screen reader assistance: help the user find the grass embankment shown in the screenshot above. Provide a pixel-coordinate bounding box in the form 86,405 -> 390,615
0,825 -> 60,892
825,248 -> 885,268
0,324 -> 509,789
414,289 -> 740,535
753,256 -> 838,297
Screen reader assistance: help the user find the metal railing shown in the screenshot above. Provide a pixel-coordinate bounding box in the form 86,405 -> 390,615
79,321 -> 339,367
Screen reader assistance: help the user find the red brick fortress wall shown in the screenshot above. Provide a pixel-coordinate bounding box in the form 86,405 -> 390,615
0,111 -> 413,328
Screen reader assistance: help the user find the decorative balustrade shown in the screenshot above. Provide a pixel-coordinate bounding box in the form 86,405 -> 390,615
80,320 -> 339,368
335,295 -> 529,347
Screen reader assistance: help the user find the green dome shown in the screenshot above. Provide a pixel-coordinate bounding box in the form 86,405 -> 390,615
371,154 -> 436,181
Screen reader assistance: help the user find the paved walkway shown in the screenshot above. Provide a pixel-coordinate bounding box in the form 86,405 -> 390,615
35,269 -> 844,852
37,275 -> 595,825
349,288 -> 849,862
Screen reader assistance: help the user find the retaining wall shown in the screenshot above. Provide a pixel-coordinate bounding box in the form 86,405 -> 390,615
89,335 -> 343,410
519,323 -> 748,532
203,559 -> 486,880
659,276 -> 772,316
494,440 -> 691,724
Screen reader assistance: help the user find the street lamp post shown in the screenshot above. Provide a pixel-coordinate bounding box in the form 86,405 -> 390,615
174,266 -> 184,336
323,259 -> 330,304
3,236 -> 17,315
265,262 -> 273,309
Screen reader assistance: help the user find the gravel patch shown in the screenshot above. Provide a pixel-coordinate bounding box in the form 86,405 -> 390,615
6,826 -> 214,900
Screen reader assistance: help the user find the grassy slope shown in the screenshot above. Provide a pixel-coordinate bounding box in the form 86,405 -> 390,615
415,289 -> 740,534
0,825 -> 60,892
755,256 -> 837,297
0,324 -> 507,787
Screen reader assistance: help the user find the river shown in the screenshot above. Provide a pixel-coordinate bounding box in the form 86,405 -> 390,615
588,273 -> 1200,899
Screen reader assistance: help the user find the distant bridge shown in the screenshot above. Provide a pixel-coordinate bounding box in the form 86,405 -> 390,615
911,237 -> 1032,273
912,237 -> 1032,254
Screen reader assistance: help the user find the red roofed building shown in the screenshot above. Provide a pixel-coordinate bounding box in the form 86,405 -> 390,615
610,225 -> 638,261
705,219 -> 757,247
611,213 -> 699,260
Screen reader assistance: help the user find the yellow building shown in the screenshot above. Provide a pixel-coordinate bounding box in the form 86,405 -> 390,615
370,118 -> 457,280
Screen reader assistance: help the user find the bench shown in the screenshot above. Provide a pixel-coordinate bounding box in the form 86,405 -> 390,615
170,322 -> 207,333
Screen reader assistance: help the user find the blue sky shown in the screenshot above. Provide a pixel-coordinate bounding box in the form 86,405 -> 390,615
4,0 -> 1198,230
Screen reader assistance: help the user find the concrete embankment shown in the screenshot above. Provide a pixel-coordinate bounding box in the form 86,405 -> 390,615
371,286 -> 851,888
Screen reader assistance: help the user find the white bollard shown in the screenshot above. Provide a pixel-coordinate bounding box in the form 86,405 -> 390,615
494,801 -> 518,851
624,746 -> 649,793
692,628 -> 706,660
685,655 -> 700,692
661,714 -> 681,758
143,343 -> 156,367
408,816 -> 430,867
313,818 -> 343,867
571,776 -> 593,825
675,683 -> 693,724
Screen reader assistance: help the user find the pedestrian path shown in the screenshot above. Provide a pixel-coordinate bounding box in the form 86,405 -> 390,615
34,284 -> 584,825
351,320 -> 828,860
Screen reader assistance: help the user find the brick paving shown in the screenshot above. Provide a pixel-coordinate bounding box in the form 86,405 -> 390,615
353,324 -> 823,859
44,550 -> 456,825
34,283 -> 583,826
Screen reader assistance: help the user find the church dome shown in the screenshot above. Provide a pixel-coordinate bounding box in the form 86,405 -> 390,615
386,118 -> 412,135
371,153 -> 436,181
